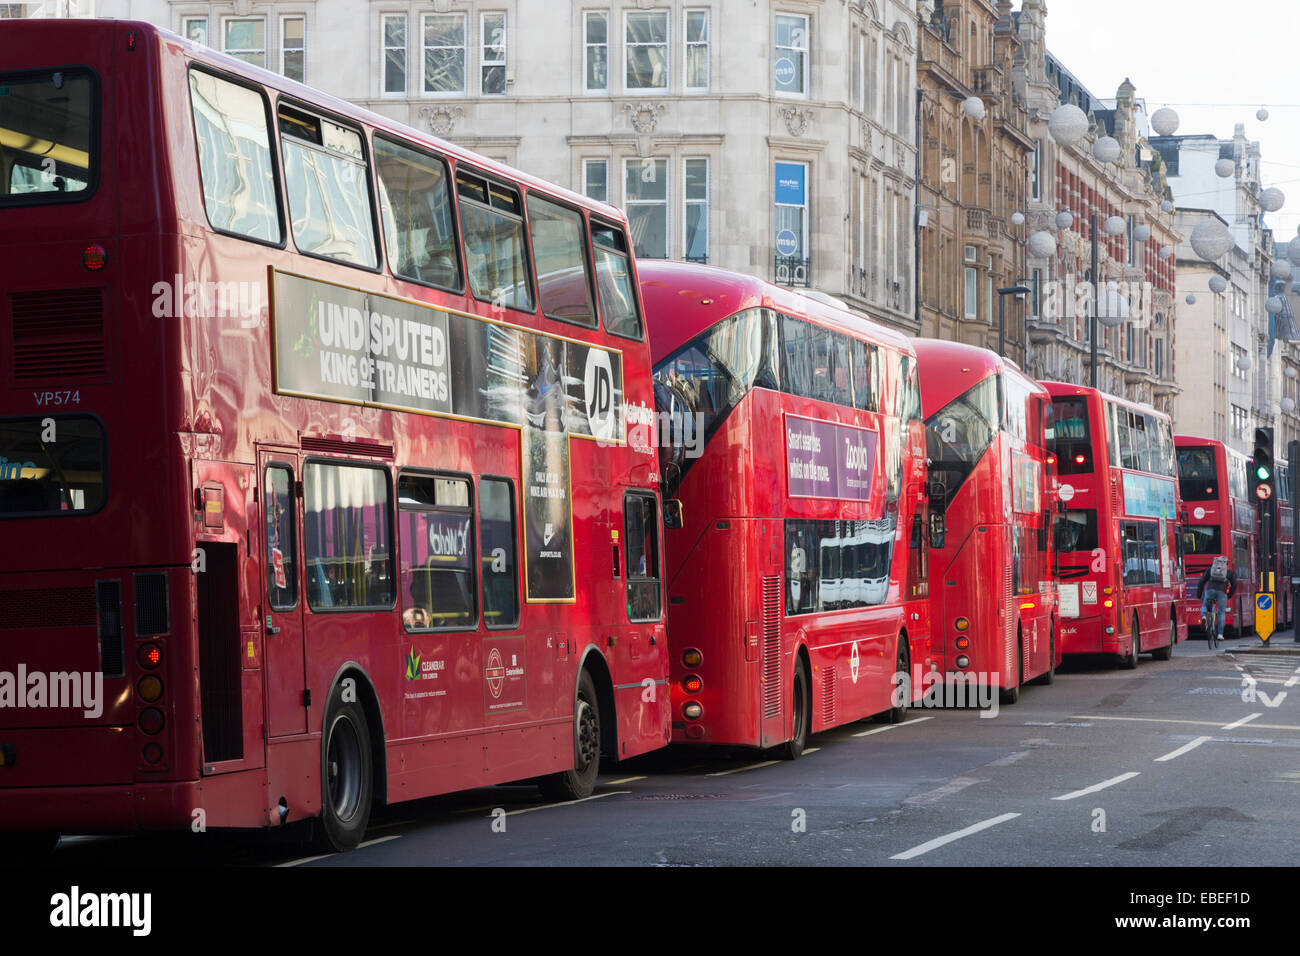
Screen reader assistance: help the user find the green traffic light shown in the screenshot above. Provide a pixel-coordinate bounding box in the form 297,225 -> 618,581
1257,464 -> 1272,481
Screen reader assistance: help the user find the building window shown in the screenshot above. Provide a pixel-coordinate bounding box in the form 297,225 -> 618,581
624,158 -> 669,259
423,13 -> 467,95
964,244 -> 977,263
1031,269 -> 1042,318
182,16 -> 208,46
1232,404 -> 1249,440
583,159 -> 609,203
281,16 -> 305,82
585,12 -> 609,93
684,9 -> 709,92
774,13 -> 808,97
964,267 -> 978,319
382,15 -> 408,95
626,10 -> 668,91
1155,338 -> 1164,377
1232,344 -> 1248,381
1030,141 -> 1041,201
223,18 -> 267,68
684,158 -> 708,262
774,161 -> 808,265
480,12 -> 507,95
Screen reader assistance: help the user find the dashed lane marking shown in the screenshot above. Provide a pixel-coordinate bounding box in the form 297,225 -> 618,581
1052,771 -> 1141,801
890,813 -> 1022,861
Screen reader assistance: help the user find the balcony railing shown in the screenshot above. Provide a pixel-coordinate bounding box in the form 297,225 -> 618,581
774,255 -> 811,288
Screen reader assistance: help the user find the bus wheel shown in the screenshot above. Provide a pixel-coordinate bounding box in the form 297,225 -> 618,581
773,657 -> 810,760
1034,621 -> 1056,685
315,684 -> 374,852
886,636 -> 910,723
999,636 -> 1022,705
1152,617 -> 1175,661
1122,620 -> 1140,669
539,670 -> 601,801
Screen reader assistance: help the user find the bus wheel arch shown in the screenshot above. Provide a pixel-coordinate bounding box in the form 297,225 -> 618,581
886,630 -> 910,723
539,649 -> 613,801
1033,617 -> 1056,685
1152,609 -> 1175,661
313,663 -> 383,852
772,645 -> 811,760
575,647 -> 617,762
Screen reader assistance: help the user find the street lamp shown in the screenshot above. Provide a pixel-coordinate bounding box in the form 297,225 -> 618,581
997,283 -> 1033,359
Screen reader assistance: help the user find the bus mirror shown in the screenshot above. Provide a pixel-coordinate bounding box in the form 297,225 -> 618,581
927,477 -> 947,509
929,511 -> 946,549
664,499 -> 684,530
663,461 -> 682,499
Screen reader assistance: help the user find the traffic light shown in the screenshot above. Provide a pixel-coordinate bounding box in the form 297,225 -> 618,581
1251,427 -> 1275,501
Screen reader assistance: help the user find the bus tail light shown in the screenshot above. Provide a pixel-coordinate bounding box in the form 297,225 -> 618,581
682,648 -> 702,668
138,708 -> 165,735
1104,626 -> 1116,635
138,675 -> 164,703
1102,586 -> 1115,595
955,655 -> 971,669
142,743 -> 163,765
685,725 -> 705,740
82,243 -> 107,271
955,636 -> 970,650
954,617 -> 970,632
138,643 -> 162,669
1103,599 -> 1114,608
683,702 -> 703,720
683,675 -> 702,694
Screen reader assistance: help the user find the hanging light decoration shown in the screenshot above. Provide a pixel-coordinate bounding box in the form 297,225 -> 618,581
1215,158 -> 1236,178
1282,397 -> 1297,415
1190,219 -> 1233,260
1158,246 -> 1173,260
1056,211 -> 1074,231
1048,103 -> 1090,146
1028,231 -> 1057,258
1011,211 -> 1026,226
1150,108 -> 1180,137
1104,215 -> 1126,236
1267,296 -> 1285,315
1261,187 -> 1286,213
1258,108 -> 1271,122
1093,136 -> 1122,164
1186,294 -> 1197,305
1133,224 -> 1151,242
1273,260 -> 1293,281
1161,199 -> 1175,213
962,96 -> 986,121
1097,283 -> 1129,327
1209,275 -> 1228,294
1238,353 -> 1252,371
1288,241 -> 1300,267
1286,366 -> 1298,380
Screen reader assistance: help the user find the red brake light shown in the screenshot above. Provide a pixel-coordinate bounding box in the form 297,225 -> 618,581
138,643 -> 161,669
82,244 -> 107,271
683,675 -> 702,694
1075,454 -> 1086,464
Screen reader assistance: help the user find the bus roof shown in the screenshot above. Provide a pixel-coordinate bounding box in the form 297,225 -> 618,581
26,19 -> 628,224
911,338 -> 1044,414
1040,381 -> 1168,421
637,259 -> 913,364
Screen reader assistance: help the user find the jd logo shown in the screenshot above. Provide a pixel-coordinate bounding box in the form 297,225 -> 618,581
584,348 -> 616,441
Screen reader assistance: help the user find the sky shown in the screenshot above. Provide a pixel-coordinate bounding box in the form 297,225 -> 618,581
1036,0 -> 1300,239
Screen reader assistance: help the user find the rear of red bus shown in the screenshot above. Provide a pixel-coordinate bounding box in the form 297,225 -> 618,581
915,341 -> 1059,702
1175,436 -> 1256,634
0,21 -> 199,837
642,261 -> 930,752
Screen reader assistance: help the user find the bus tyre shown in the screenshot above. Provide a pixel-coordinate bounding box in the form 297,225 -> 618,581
539,670 -> 601,801
1034,622 -> 1056,685
774,657 -> 810,760
886,637 -> 910,723
1123,620 -> 1140,669
315,685 -> 373,853
999,637 -> 1022,705
1152,617 -> 1175,661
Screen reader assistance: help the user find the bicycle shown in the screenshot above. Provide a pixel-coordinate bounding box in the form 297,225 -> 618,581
1203,597 -> 1222,651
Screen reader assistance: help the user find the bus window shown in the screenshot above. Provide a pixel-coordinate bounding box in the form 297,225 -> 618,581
279,105 -> 377,267
924,375 -> 998,513
398,473 -> 475,630
188,71 -> 280,241
1055,509 -> 1099,553
1,70 -> 94,201
303,462 -> 394,609
624,493 -> 662,622
781,315 -> 818,400
591,223 -> 643,339
374,136 -> 461,290
526,195 -> 597,328
1120,521 -> 1159,585
827,332 -> 853,407
264,465 -> 299,609
1181,524 -> 1222,555
851,338 -> 880,412
0,415 -> 106,516
479,477 -> 519,628
1177,445 -> 1218,501
457,170 -> 533,312
1050,397 -> 1092,474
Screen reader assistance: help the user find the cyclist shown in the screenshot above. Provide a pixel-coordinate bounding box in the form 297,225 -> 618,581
1197,555 -> 1237,648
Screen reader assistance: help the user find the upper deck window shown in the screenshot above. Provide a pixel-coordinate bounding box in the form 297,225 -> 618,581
456,168 -> 534,313
1049,396 -> 1092,475
924,376 -> 998,513
278,104 -> 377,268
590,222 -> 643,339
375,136 -> 461,291
526,195 -> 597,328
0,70 -> 95,205
188,71 -> 281,242
1177,445 -> 1219,502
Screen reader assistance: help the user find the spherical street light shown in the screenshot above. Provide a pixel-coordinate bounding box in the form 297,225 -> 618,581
1056,211 -> 1074,231
1049,104 -> 1090,146
1190,219 -> 1233,260
1093,136 -> 1122,165
1261,187 -> 1286,212
1151,108 -> 1180,136
1028,231 -> 1057,258
1209,275 -> 1227,294
962,96 -> 986,121
1104,215 -> 1127,236
1215,158 -> 1236,178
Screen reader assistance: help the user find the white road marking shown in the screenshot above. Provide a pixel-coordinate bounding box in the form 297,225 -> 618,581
356,834 -> 402,849
1155,736 -> 1213,762
889,812 -> 1021,861
706,760 -> 780,777
275,853 -> 333,868
605,775 -> 647,785
852,716 -> 934,738
802,747 -> 821,755
1073,714 -> 1300,732
904,776 -> 985,807
1052,771 -> 1141,801
505,790 -> 630,816
1221,713 -> 1262,730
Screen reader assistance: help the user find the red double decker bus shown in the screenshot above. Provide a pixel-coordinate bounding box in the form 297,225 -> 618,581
915,342 -> 1059,703
643,262 -> 931,757
0,20 -> 669,852
1044,384 -> 1185,664
1174,436 -> 1256,635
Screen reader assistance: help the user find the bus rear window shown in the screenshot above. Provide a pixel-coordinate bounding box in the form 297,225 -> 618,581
1180,524 -> 1222,556
1049,397 -> 1092,475
0,416 -> 106,516
1055,509 -> 1098,554
1176,445 -> 1218,501
0,71 -> 95,202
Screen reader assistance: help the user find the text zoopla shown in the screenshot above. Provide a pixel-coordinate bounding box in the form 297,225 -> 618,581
151,276 -> 263,326
891,669 -> 1001,718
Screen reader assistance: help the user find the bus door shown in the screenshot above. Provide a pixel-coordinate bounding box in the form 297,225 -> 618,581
259,450 -> 308,737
